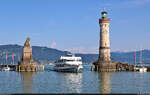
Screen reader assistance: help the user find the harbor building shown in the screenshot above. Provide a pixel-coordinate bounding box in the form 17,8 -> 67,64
92,10 -> 116,72
16,37 -> 38,72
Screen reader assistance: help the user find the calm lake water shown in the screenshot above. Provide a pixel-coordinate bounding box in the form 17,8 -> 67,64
0,64 -> 150,94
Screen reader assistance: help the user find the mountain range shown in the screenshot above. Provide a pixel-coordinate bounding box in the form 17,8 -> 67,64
0,44 -> 150,65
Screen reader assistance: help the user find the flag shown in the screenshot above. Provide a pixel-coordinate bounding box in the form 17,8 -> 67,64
12,53 -> 15,60
134,51 -> 136,58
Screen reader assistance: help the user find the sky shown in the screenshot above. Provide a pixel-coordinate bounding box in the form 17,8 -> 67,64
0,0 -> 150,54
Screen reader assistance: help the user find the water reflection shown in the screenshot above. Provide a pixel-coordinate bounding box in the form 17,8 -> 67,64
58,72 -> 83,93
20,72 -> 36,93
99,72 -> 111,94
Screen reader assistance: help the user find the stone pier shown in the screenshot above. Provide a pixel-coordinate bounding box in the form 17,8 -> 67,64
93,61 -> 116,72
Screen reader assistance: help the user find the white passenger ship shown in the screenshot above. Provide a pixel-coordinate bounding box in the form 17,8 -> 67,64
53,54 -> 83,72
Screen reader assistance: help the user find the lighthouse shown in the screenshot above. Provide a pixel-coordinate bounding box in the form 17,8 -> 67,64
92,10 -> 116,72
99,10 -> 111,62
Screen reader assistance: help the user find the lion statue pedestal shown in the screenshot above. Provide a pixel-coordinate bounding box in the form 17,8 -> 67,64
16,37 -> 38,72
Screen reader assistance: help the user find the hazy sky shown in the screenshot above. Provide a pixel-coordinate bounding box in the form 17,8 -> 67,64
0,0 -> 150,54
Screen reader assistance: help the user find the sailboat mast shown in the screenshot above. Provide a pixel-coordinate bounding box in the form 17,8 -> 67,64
18,53 -> 20,61
134,50 -> 136,66
140,48 -> 142,66
5,53 -> 7,65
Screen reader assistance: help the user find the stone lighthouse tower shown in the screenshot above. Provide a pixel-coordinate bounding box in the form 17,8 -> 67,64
92,10 -> 116,72
99,10 -> 111,62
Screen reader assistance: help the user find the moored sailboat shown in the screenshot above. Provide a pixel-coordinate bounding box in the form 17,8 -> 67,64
134,49 -> 147,72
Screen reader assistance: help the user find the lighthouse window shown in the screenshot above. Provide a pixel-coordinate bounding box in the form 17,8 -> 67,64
105,24 -> 107,27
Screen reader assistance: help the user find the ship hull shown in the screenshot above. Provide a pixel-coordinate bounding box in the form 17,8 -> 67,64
53,65 -> 83,72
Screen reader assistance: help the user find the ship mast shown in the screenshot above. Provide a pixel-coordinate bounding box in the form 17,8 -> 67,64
140,48 -> 143,66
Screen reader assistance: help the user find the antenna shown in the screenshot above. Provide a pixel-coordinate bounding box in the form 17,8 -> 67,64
100,8 -> 106,12
103,8 -> 106,11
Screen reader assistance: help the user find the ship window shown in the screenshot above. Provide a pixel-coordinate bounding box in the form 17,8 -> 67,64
66,59 -> 82,62
56,59 -> 82,62
57,59 -> 67,62
66,60 -> 74,61
77,59 -> 82,61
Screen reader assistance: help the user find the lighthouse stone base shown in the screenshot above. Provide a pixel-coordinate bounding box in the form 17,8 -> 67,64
93,61 -> 117,72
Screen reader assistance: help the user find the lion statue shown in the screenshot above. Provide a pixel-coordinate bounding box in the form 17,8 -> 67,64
24,37 -> 30,46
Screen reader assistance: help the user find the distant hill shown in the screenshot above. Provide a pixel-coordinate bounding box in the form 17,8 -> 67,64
76,50 -> 150,64
0,44 -> 70,64
0,44 -> 150,64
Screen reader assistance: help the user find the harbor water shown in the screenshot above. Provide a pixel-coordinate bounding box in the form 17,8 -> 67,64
0,64 -> 150,94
